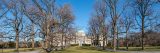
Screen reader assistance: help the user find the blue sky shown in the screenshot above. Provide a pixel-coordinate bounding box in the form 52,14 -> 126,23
1,0 -> 160,41
0,0 -> 95,41
56,0 -> 160,33
57,0 -> 95,32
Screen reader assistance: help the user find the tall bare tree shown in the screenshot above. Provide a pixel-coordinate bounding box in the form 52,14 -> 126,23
21,25 -> 31,48
132,0 -> 157,50
32,0 -> 56,48
105,0 -> 118,51
121,13 -> 134,50
88,0 -> 108,50
2,0 -> 24,50
104,0 -> 127,51
88,15 -> 99,46
95,0 -> 107,50
58,4 -> 74,49
105,0 -> 119,51
20,0 -> 38,49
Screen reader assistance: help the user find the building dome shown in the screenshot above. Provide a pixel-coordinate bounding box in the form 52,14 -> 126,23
77,30 -> 85,36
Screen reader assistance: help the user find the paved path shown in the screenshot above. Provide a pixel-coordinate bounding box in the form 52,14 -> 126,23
11,50 -> 41,53
105,48 -> 160,53
129,51 -> 160,53
20,50 -> 40,53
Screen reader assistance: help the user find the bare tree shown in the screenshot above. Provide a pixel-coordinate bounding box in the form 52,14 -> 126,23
2,0 -> 24,51
58,4 -> 74,49
20,23 -> 34,48
105,0 -> 118,51
88,15 -> 99,46
94,0 -> 107,50
132,0 -> 157,50
104,0 -> 127,51
32,0 -> 56,49
89,0 -> 108,50
106,0 -> 119,51
121,13 -> 134,50
20,0 -> 37,49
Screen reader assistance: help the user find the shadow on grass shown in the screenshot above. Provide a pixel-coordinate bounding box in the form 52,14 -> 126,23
8,48 -> 36,52
118,48 -> 142,51
77,46 -> 97,50
118,47 -> 160,51
77,46 -> 111,52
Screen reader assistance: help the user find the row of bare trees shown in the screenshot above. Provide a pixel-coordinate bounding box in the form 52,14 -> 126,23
88,0 -> 108,50
88,0 -> 160,51
0,0 -> 76,51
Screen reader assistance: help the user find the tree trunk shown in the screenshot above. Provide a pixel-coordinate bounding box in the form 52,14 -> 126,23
45,21 -> 49,48
45,36 -> 49,48
142,16 -> 144,50
65,35 -> 67,47
126,31 -> 128,50
102,34 -> 105,50
61,34 -> 64,49
113,34 -> 116,51
116,28 -> 119,49
23,38 -> 28,48
96,35 -> 99,46
113,23 -> 117,51
31,23 -> 35,49
16,30 -> 19,51
75,35 -> 76,44
105,35 -> 108,47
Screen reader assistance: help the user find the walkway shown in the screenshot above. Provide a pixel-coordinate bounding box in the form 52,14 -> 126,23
11,50 -> 40,53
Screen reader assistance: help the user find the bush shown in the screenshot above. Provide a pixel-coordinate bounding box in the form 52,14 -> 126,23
82,44 -> 91,46
8,41 -> 15,48
70,44 -> 79,46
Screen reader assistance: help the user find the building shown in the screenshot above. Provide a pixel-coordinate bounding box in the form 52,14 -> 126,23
70,30 -> 91,46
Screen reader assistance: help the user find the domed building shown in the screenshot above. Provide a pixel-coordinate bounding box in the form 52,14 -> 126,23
70,30 -> 91,46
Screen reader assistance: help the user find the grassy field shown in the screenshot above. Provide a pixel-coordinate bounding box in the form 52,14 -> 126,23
1,46 -> 160,53
0,48 -> 37,53
52,46 -> 125,53
119,46 -> 160,51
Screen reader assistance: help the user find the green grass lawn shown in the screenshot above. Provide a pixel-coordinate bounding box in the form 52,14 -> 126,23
52,46 -> 125,53
0,48 -> 37,53
2,46 -> 160,53
119,46 -> 160,51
